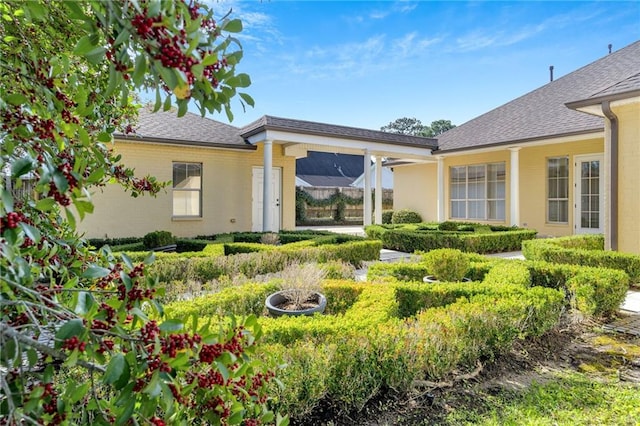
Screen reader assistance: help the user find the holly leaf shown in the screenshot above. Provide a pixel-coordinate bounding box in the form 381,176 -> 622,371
11,157 -> 33,178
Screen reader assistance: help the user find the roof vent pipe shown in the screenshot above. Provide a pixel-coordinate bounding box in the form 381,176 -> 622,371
549,65 -> 554,82
608,43 -> 612,54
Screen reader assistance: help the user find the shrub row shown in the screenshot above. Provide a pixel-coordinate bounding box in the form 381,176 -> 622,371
254,279 -> 564,417
369,252 -> 629,317
523,235 -> 640,284
149,240 -> 382,284
164,280 -> 367,320
377,229 -> 537,254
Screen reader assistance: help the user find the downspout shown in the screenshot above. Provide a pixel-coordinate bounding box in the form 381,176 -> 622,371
601,101 -> 618,250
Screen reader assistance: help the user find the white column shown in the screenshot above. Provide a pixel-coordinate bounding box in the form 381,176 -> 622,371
436,156 -> 445,222
262,140 -> 273,232
509,147 -> 521,227
374,156 -> 382,224
363,149 -> 372,226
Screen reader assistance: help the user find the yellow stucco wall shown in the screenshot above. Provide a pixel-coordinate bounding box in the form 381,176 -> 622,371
78,140 -> 295,238
393,138 -> 605,236
614,102 -> 640,254
519,138 -> 603,237
392,163 -> 437,221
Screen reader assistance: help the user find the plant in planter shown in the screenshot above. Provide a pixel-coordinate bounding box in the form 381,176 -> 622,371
422,248 -> 471,282
266,263 -> 327,317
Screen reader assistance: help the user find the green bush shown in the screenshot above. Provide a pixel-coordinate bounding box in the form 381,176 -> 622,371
523,236 -> 640,284
391,209 -> 423,224
143,230 -> 176,249
382,229 -> 537,254
381,210 -> 394,224
567,269 -> 629,316
438,221 -> 459,231
111,242 -> 145,252
176,239 -> 209,253
363,224 -> 387,240
164,282 -> 280,318
482,260 -> 531,288
422,248 -> 470,281
367,261 -> 429,282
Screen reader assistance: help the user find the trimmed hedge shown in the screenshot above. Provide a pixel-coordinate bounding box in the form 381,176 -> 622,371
150,240 -> 382,284
170,251 -> 628,420
367,253 -> 627,317
523,235 -> 640,284
380,229 -> 537,254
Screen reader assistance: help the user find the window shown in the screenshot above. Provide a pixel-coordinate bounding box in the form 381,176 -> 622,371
172,162 -> 202,217
450,162 -> 505,220
547,157 -> 569,223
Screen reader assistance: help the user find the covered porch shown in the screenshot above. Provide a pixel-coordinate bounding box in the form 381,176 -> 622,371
240,116 -> 436,232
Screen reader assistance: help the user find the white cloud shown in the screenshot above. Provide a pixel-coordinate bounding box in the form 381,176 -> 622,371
277,31 -> 443,80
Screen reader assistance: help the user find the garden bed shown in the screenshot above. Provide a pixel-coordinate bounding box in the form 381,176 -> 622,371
160,250 -> 629,422
365,222 -> 537,254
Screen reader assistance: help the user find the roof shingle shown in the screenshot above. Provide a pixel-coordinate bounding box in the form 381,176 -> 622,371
436,40 -> 640,153
240,115 -> 437,148
119,106 -> 252,149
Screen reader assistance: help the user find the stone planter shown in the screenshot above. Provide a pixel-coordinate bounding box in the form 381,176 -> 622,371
265,291 -> 327,317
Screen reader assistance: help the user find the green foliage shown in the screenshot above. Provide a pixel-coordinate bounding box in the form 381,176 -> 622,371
482,260 -> 531,288
567,269 -> 629,316
0,1 -> 283,423
367,261 -> 430,282
438,221 -> 459,231
175,239 -> 209,253
445,371 -> 640,425
523,235 -> 640,284
381,209 -> 394,224
422,248 -> 471,281
165,282 -> 280,318
143,230 -> 176,249
382,229 -> 537,254
391,209 -> 423,224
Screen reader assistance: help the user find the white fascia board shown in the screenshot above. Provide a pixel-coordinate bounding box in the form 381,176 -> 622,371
250,129 -> 432,159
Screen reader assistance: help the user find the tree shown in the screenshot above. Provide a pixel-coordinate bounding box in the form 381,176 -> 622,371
380,117 -> 456,137
0,1 -> 282,425
423,119 -> 456,137
379,117 -> 428,136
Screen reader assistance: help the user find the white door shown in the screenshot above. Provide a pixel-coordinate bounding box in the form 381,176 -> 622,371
574,154 -> 604,234
252,167 -> 281,232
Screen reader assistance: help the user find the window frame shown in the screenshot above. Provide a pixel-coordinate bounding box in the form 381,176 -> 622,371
449,162 -> 505,221
172,162 -> 203,218
546,156 -> 569,224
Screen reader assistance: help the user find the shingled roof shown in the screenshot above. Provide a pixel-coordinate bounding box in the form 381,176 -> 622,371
240,115 -> 437,148
118,106 -> 254,150
436,40 -> 640,153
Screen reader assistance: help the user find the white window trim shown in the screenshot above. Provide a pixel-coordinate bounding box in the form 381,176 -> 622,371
172,162 -> 202,218
449,162 -> 506,221
546,157 -> 569,224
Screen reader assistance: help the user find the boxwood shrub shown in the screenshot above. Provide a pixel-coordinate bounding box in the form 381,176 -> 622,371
523,235 -> 640,284
380,229 -> 537,254
172,252 -> 628,421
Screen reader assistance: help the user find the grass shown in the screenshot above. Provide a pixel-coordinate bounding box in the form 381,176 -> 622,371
443,372 -> 640,425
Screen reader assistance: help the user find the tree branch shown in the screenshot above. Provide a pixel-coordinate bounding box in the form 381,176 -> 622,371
412,361 -> 483,389
0,322 -> 106,373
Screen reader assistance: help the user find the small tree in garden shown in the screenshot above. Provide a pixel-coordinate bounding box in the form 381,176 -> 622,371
0,1 -> 283,425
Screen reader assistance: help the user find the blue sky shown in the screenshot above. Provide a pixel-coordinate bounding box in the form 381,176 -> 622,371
198,1 -> 640,130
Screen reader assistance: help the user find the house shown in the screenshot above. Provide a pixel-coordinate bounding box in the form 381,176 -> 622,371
392,40 -> 640,254
78,109 -> 434,238
79,40 -> 640,255
295,151 -> 364,187
295,151 -> 394,189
